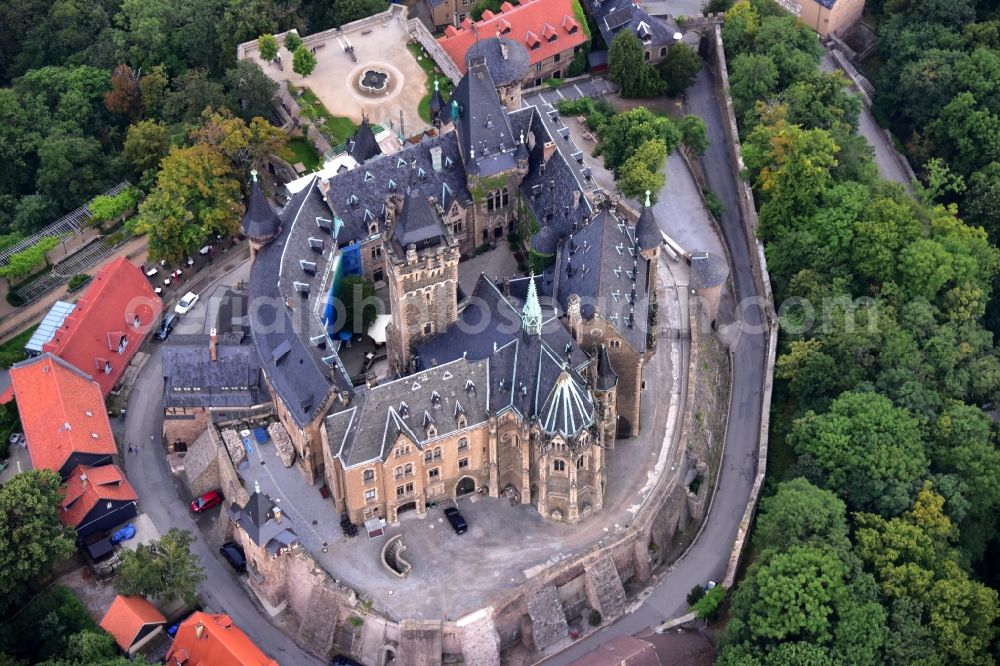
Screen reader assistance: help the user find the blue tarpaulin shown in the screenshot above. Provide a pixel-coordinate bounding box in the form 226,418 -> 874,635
253,427 -> 269,444
111,524 -> 136,544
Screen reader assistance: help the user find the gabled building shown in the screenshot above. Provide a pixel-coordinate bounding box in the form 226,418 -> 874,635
584,0 -> 680,65
229,490 -> 299,608
61,464 -> 138,541
165,612 -> 278,666
10,353 -> 118,479
438,0 -> 589,87
100,595 -> 167,657
42,257 -> 162,397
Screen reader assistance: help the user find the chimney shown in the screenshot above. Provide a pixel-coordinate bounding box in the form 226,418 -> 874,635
503,276 -> 511,298
209,328 -> 218,362
195,623 -> 205,640
430,146 -> 443,173
340,390 -> 351,406
501,41 -> 509,60
572,190 -> 581,209
273,506 -> 282,523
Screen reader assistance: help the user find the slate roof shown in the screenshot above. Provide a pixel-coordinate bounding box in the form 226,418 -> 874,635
231,491 -> 299,556
347,119 -> 382,164
690,251 -> 729,290
465,37 -> 530,86
166,612 -> 278,666
248,180 -> 351,429
635,193 -> 661,251
319,132 -> 472,246
544,209 -> 651,352
328,357 -> 491,468
162,337 -> 268,409
61,464 -> 137,534
241,178 -> 281,242
452,57 -> 518,176
585,0 -> 678,50
595,344 -> 617,391
392,192 -> 447,255
42,257 -> 162,397
10,353 -> 117,476
100,596 -> 166,653
439,0 -> 587,74
416,275 -> 594,437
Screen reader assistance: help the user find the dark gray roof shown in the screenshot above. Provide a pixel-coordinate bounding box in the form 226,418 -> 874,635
393,193 -> 446,254
320,132 -> 472,246
328,357 -> 491,468
595,344 -> 617,390
347,119 -> 382,164
545,209 -> 651,353
231,492 -> 299,555
466,37 -> 530,87
248,179 -> 351,429
636,198 -> 660,250
416,275 -> 594,437
531,224 -> 559,255
163,337 -> 268,409
690,251 -> 729,290
453,57 -> 518,176
242,179 -> 281,242
585,0 -> 677,49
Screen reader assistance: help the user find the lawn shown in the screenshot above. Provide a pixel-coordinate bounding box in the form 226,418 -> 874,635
0,324 -> 38,368
408,41 -> 456,126
287,82 -> 358,144
281,137 -> 322,172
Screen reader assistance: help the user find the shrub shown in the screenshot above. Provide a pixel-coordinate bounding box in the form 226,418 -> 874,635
546,78 -> 564,89
692,585 -> 725,621
588,609 -> 603,626
348,615 -> 364,627
687,584 -> 706,605
703,190 -> 725,220
67,273 -> 91,291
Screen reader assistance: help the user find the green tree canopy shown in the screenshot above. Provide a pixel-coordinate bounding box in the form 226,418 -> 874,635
226,60 -> 279,123
659,44 -> 701,97
608,30 -> 665,98
0,236 -> 61,281
598,106 -> 680,175
257,33 -> 278,62
336,275 -> 379,334
617,139 -> 666,202
292,44 -> 317,77
115,528 -> 205,605
754,478 -> 850,554
283,30 -> 302,53
679,115 -> 709,155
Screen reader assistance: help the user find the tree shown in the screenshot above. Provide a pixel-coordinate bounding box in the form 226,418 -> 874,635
129,143 -> 242,261
679,115 -> 709,155
103,64 -> 141,122
692,585 -> 726,621
88,187 -> 140,225
964,162 -> 1000,238
789,391 -> 928,515
124,119 -> 170,179
325,0 -> 388,29
608,31 -> 665,98
0,587 -> 97,663
0,471 -> 76,612
292,44 -> 317,77
659,44 -> 701,97
225,60 -> 279,123
163,68 -> 230,126
258,33 -> 278,62
283,30 -> 302,53
753,478 -> 850,554
192,109 -> 286,174
337,275 -> 378,334
36,131 -> 119,213
0,236 -> 61,281
139,65 -> 169,120
470,0 -> 505,21
598,106 -> 680,174
729,54 -> 778,122
116,528 -> 205,605
617,139 -> 666,202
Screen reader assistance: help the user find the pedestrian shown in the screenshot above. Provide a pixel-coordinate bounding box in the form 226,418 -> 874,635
127,443 -> 133,455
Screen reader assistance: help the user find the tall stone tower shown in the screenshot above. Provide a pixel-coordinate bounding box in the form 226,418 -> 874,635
593,345 -> 618,446
383,186 -> 460,374
635,190 -> 661,353
241,170 -> 281,261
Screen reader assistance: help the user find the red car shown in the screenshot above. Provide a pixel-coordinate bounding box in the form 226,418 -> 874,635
190,490 -> 223,513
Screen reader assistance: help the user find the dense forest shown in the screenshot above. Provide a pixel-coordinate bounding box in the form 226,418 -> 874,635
718,1 -> 1000,664
0,0 -> 386,246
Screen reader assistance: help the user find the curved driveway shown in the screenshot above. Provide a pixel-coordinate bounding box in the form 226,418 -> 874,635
541,66 -> 768,664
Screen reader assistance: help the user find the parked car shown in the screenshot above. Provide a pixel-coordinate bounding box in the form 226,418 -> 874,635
219,541 -> 246,572
190,490 -> 223,513
157,313 -> 176,341
174,291 -> 199,315
444,507 -> 467,535
331,656 -> 363,666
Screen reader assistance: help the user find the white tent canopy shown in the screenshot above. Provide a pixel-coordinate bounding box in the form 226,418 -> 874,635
367,314 -> 392,346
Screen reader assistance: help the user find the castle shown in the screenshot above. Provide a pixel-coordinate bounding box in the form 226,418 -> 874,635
243,40 -> 661,525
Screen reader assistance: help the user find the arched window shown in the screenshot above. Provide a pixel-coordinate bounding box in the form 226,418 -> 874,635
404,463 -> 413,477
553,459 -> 566,472
363,469 -> 375,482
577,456 -> 586,469
458,438 -> 468,451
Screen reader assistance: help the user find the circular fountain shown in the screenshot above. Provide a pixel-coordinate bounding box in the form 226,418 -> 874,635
359,68 -> 390,95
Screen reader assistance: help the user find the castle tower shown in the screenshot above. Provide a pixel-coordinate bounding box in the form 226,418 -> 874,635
384,190 -> 460,374
635,190 -> 661,291
241,170 -> 281,261
593,345 -> 618,449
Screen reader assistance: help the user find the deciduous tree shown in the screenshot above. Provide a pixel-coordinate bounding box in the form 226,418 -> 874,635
258,33 -> 278,62
225,60 -> 279,122
115,528 -> 205,605
292,44 -> 317,77
617,139 -> 666,202
679,115 -> 709,155
659,44 -> 701,97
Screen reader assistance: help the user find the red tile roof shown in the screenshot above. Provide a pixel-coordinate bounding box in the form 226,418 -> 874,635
10,353 -> 116,475
61,464 -> 137,531
439,0 -> 588,74
166,612 -> 278,666
42,257 -> 162,397
100,595 -> 166,652
569,635 -> 661,666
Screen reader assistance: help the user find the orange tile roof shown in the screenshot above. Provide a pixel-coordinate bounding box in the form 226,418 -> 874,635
439,0 -> 588,74
61,464 -> 137,530
100,595 -> 166,652
42,257 -> 162,397
10,353 -> 116,475
167,612 -> 278,666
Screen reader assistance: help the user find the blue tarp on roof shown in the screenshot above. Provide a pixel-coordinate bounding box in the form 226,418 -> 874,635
253,427 -> 269,444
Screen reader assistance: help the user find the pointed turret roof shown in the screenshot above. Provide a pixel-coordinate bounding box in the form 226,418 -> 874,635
242,172 -> 281,242
347,118 -> 382,163
636,189 -> 660,251
429,79 -> 446,121
393,193 -> 446,251
540,369 -> 594,438
522,274 -> 543,335
595,345 -> 618,391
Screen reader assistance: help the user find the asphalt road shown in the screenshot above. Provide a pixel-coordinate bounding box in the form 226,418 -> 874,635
123,286 -> 323,666
540,66 -> 768,665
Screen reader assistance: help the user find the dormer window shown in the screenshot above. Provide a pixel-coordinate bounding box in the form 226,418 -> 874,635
103,361 -> 112,374
117,335 -> 128,354
132,315 -> 141,328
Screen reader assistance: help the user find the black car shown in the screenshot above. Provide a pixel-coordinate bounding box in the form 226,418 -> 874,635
157,313 -> 176,341
444,507 -> 467,535
331,657 -> 363,666
219,541 -> 246,572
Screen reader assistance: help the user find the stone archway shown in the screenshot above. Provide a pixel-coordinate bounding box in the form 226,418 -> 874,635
397,501 -> 417,515
455,476 -> 476,496
379,643 -> 398,665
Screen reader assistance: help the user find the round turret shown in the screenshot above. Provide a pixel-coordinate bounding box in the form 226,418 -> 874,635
242,171 -> 281,246
635,190 -> 660,253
